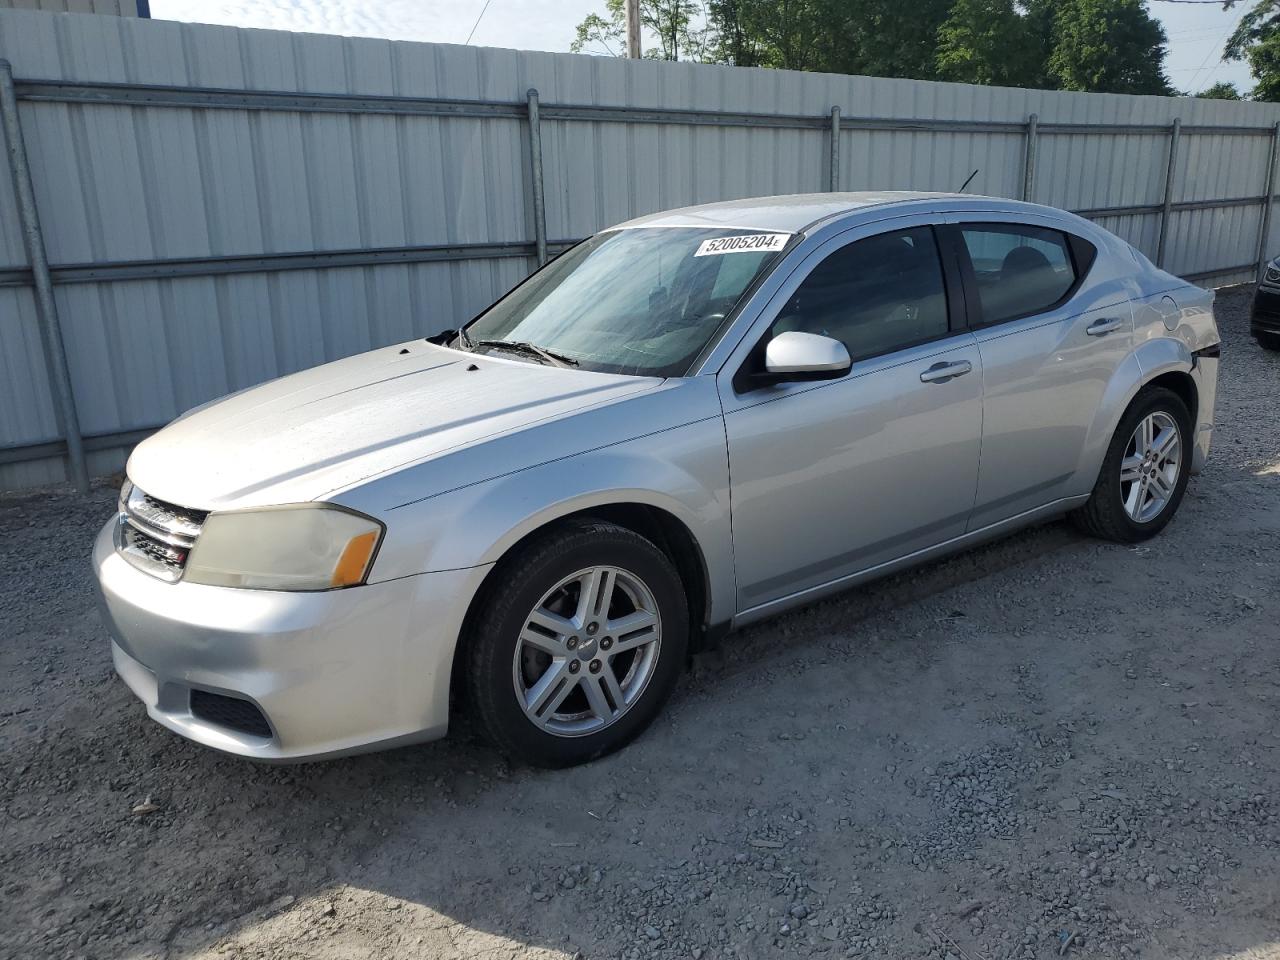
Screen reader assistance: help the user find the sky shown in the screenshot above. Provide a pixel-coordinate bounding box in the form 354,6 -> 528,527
147,0 -> 1255,96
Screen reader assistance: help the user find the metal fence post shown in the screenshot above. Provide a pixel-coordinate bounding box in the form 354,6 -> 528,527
1021,113 -> 1038,202
829,106 -> 841,192
0,59 -> 89,493
526,88 -> 548,267
1256,121 -> 1280,282
1156,117 -> 1181,269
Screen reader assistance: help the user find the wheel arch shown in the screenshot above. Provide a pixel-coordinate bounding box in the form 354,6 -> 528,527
1143,368 -> 1198,425
1075,337 -> 1198,495
488,500 -> 712,635
449,499 -> 720,711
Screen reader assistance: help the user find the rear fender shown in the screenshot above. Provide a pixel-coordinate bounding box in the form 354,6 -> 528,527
1073,337 -> 1193,494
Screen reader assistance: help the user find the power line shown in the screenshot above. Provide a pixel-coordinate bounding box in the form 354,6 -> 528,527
1183,9 -> 1244,91
464,0 -> 495,45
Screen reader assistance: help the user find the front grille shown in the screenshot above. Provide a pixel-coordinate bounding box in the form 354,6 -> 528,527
116,482 -> 208,582
190,690 -> 273,738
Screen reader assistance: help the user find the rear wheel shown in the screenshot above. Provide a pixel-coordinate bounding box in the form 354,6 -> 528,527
1071,386 -> 1192,543
465,520 -> 688,767
1255,332 -> 1280,352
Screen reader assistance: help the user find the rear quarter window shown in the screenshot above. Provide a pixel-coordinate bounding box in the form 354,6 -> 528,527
959,224 -> 1094,326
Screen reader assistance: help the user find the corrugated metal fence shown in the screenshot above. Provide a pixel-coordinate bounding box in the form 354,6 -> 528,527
2,8 -> 1279,492
1,0 -> 143,15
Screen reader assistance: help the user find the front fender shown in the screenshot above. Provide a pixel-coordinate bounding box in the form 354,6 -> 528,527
364,416 -> 736,628
1073,337 -> 1194,494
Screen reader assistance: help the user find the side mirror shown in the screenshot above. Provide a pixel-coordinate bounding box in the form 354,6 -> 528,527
763,330 -> 851,381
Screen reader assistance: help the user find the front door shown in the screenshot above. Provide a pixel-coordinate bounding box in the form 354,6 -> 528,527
718,221 -> 984,615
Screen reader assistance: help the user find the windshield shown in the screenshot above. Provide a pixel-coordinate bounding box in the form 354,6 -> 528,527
459,227 -> 790,376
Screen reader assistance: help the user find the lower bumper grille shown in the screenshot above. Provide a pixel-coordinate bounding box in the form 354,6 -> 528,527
1251,312 -> 1280,334
189,690 -> 272,738
1251,286 -> 1280,326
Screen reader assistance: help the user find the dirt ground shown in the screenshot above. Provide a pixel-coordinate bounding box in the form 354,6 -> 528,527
2,286 -> 1278,960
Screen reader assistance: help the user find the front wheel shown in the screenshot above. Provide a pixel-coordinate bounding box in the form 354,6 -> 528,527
465,519 -> 689,767
1071,386 -> 1192,543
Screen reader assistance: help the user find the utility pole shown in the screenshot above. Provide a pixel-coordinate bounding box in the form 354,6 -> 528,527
625,0 -> 641,58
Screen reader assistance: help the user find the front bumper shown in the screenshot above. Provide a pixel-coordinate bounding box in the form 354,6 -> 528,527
1250,285 -> 1280,336
93,520 -> 490,761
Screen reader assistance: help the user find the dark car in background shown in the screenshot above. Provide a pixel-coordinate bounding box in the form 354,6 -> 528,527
1251,259 -> 1280,351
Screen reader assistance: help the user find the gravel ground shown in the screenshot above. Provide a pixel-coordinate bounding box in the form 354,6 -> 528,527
2,286 -> 1278,960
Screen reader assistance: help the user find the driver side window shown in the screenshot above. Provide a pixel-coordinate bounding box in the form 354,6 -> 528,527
771,226 -> 949,361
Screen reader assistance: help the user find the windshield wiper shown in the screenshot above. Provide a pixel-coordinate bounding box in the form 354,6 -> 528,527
473,339 -> 579,368
456,327 -> 475,350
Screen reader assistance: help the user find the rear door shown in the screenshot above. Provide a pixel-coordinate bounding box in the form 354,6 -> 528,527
945,216 -> 1135,530
718,217 -> 983,615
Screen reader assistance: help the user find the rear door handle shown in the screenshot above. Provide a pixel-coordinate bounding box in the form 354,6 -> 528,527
919,360 -> 973,383
1086,317 -> 1123,337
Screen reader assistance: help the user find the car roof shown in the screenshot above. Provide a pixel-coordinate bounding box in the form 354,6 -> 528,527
612,191 -> 1041,235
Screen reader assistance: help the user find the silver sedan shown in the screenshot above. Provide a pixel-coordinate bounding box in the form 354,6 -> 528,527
93,192 -> 1221,766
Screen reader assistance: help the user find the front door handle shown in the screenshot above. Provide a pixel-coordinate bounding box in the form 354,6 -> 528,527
1086,317 -> 1123,337
919,360 -> 972,384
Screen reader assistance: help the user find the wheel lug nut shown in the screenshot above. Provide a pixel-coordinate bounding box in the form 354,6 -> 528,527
601,637 -> 612,650
589,660 -> 602,673
567,637 -> 578,650
569,661 -> 580,674
586,622 -> 598,635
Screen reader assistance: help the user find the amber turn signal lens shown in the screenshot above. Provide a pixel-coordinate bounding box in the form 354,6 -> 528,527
331,530 -> 380,587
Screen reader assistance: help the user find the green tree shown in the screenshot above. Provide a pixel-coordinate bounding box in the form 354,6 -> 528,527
1245,32 -> 1280,100
1194,80 -> 1243,100
705,0 -> 950,77
1223,1 -> 1280,102
836,0 -> 953,80
569,0 -> 1176,98
1046,0 -> 1173,95
1019,0 -> 1060,87
704,0 -> 828,71
935,0 -> 1039,87
571,0 -> 708,61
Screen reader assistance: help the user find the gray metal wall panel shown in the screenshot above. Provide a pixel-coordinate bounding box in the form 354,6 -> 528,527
44,258 -> 534,437
1166,204 -> 1262,278
1179,130 -> 1270,204
841,129 -> 1024,197
0,456 -> 63,490
1035,132 -> 1169,211
3,0 -> 136,13
0,286 -> 59,445
0,132 -> 23,266
1086,212 -> 1161,261
2,7 -> 1279,491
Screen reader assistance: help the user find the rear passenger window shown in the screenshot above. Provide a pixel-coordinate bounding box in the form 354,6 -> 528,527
959,225 -> 1077,325
771,226 -> 949,361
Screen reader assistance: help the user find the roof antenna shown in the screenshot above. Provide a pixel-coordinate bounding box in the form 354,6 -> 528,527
957,169 -> 979,193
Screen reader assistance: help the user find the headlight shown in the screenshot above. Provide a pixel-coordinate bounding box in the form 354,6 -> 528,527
183,504 -> 383,591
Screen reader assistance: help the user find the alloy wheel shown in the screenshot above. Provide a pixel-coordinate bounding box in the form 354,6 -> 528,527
511,565 -> 662,737
1120,411 -> 1182,523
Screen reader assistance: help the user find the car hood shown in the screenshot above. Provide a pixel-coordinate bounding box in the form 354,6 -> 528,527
127,342 -> 661,511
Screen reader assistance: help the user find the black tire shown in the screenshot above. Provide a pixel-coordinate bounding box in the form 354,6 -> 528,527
1071,386 -> 1193,543
465,519 -> 689,767
1255,332 -> 1280,352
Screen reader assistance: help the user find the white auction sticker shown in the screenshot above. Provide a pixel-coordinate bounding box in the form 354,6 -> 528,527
694,233 -> 791,257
